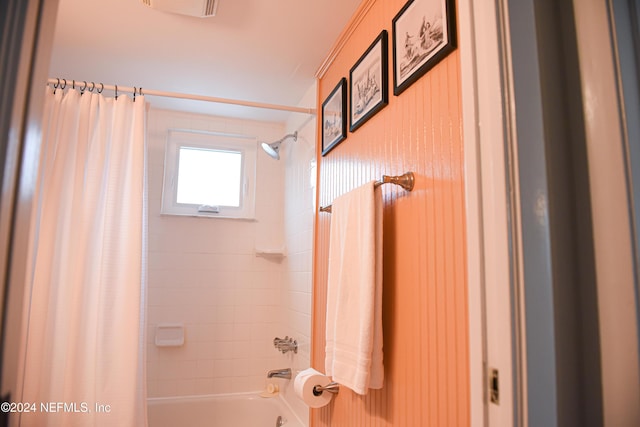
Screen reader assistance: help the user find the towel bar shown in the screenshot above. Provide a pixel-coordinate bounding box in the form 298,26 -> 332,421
319,171 -> 415,213
313,382 -> 340,395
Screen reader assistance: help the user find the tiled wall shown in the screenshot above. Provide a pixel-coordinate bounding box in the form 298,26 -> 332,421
146,108 -> 290,397
278,83 -> 317,422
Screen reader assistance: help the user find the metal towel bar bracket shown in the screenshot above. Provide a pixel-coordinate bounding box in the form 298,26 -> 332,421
313,382 -> 340,395
319,171 -> 415,213
374,171 -> 415,190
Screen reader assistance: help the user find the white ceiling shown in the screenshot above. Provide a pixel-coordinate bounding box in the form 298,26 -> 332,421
49,0 -> 361,122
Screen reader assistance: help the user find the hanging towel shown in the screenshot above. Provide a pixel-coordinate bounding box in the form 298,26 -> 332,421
325,180 -> 384,394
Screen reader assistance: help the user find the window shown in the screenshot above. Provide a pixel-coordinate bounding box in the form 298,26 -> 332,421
161,130 -> 257,219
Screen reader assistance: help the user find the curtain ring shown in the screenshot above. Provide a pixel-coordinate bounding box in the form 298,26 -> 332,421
72,80 -> 75,89
139,87 -> 143,96
133,87 -> 136,102
115,84 -> 118,100
97,83 -> 104,94
53,78 -> 60,93
80,81 -> 87,93
61,79 -> 67,90
89,82 -> 95,92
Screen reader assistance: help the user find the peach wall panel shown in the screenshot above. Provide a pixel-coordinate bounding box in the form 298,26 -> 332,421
311,0 -> 468,426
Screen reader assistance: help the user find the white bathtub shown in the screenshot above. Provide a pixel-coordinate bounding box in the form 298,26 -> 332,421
147,393 -> 306,427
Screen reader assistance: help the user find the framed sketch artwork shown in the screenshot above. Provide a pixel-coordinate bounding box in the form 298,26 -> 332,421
321,78 -> 347,156
349,30 -> 389,132
392,0 -> 456,95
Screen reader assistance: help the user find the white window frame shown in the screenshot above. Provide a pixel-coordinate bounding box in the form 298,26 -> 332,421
161,129 -> 257,219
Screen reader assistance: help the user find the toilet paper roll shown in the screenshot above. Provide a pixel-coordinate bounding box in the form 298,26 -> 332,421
294,368 -> 333,408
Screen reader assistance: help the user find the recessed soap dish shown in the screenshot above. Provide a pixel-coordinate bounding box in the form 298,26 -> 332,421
254,247 -> 286,260
155,323 -> 185,347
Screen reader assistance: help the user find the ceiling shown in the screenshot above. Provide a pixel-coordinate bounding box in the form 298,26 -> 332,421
49,0 -> 361,123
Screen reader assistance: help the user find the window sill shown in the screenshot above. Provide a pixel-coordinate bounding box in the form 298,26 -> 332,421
159,212 -> 256,221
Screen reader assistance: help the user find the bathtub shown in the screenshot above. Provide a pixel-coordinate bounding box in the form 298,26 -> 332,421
147,392 -> 306,427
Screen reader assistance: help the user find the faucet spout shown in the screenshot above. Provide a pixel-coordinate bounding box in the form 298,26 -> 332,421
267,368 -> 292,379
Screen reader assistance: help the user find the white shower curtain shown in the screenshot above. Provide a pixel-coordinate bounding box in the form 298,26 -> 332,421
19,87 -> 147,426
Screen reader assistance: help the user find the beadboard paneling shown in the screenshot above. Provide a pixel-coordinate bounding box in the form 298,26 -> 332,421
312,1 -> 468,425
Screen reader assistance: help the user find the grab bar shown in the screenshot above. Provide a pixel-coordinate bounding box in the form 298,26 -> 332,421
319,171 -> 415,213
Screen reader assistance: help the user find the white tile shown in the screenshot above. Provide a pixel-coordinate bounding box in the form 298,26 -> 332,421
215,306 -> 235,323
232,359 -> 249,377
195,341 -> 217,359
211,377 -> 232,394
250,322 -> 279,340
188,323 -> 215,342
196,306 -> 217,324
146,380 -> 161,397
232,323 -> 252,341
213,359 -> 233,377
232,341 -> 252,359
216,289 -> 235,306
153,360 -> 197,380
195,359 -> 215,378
212,341 -> 233,359
234,289 -> 253,305
253,339 -> 277,358
192,378 -> 216,395
151,380 -> 179,397
215,323 -> 234,341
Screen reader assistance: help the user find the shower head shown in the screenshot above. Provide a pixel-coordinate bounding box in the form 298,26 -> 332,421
260,131 -> 298,160
261,141 -> 281,160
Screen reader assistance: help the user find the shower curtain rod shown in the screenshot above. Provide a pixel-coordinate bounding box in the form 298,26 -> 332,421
46,78 -> 316,115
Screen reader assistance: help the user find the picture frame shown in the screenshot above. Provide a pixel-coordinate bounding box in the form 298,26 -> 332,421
321,78 -> 347,156
349,30 -> 389,132
392,0 -> 456,95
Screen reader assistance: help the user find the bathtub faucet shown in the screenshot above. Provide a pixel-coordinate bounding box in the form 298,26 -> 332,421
267,368 -> 292,379
273,336 -> 298,354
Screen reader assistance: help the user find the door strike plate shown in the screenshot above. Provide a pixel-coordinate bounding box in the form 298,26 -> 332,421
490,368 -> 499,404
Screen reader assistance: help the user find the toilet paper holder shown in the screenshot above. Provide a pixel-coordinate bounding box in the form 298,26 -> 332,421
313,382 -> 339,396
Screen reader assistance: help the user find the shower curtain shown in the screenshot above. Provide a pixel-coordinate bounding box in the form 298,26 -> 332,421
18,87 -> 147,426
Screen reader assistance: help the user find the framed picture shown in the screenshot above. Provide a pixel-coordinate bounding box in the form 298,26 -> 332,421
392,0 -> 456,95
321,78 -> 347,156
350,30 -> 389,132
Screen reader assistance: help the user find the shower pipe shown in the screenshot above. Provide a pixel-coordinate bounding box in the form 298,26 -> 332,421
318,171 -> 415,213
46,78 -> 316,115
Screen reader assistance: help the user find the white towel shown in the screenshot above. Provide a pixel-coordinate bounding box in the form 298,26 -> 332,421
325,181 -> 384,394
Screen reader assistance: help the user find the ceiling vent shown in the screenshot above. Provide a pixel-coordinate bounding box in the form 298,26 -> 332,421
141,0 -> 219,18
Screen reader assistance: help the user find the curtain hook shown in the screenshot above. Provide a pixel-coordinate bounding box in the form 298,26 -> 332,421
97,83 -> 104,94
